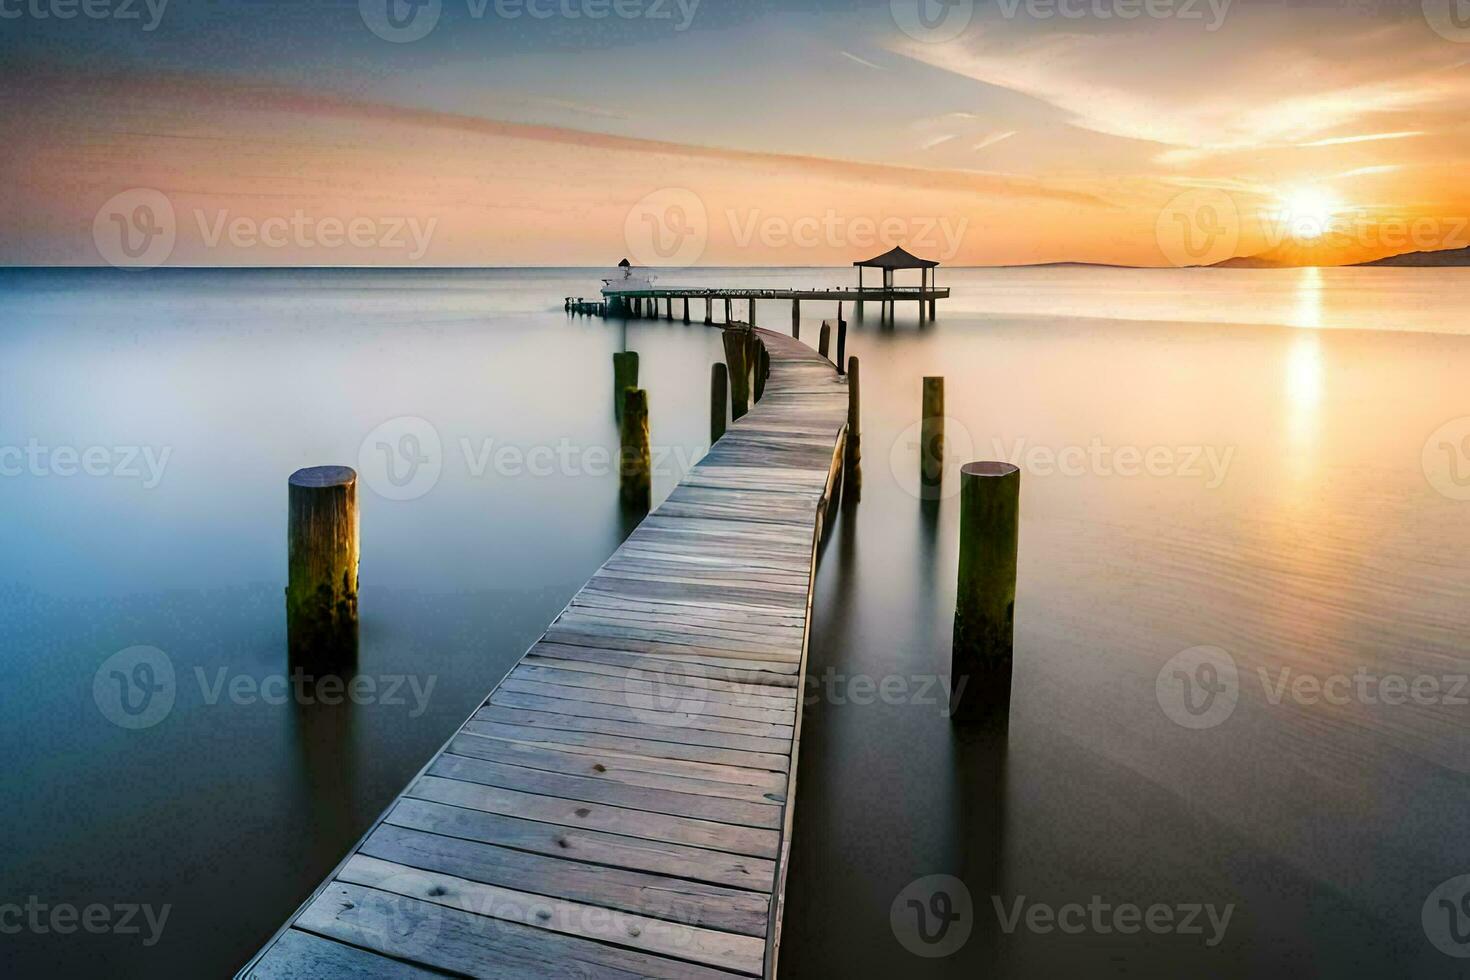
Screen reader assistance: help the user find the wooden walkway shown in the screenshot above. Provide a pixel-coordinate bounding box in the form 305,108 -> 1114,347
239,328 -> 850,979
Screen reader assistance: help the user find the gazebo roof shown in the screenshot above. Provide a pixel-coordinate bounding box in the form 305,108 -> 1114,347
853,245 -> 939,269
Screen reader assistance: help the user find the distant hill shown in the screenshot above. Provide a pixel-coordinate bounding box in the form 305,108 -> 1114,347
1355,245 -> 1470,267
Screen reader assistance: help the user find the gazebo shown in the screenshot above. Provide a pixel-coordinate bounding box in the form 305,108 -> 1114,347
854,245 -> 941,318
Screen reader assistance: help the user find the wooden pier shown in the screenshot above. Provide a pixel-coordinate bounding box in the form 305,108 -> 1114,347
239,327 -> 850,979
601,285 -> 948,324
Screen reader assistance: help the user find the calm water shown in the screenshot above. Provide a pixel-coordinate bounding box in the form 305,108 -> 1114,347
3,266 -> 1469,977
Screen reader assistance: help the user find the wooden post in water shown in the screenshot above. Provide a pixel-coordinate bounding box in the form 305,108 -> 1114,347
819,321 -> 831,360
620,389 -> 652,509
749,299 -> 757,328
836,313 -> 847,376
287,466 -> 359,665
755,341 -> 769,402
683,297 -> 690,324
791,299 -> 800,338
844,357 -> 861,498
951,461 -> 1020,720
921,377 -> 944,495
705,297 -> 713,325
711,362 -> 728,443
725,298 -> 733,324
612,351 -> 639,421
722,328 -> 750,420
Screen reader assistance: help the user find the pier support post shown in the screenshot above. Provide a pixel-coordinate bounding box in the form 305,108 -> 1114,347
287,466 -> 359,666
705,297 -> 713,325
725,298 -> 733,324
844,357 -> 861,499
791,299 -> 800,338
749,299 -> 757,328
612,351 -> 639,421
951,461 -> 1020,720
620,389 -> 652,509
819,321 -> 831,360
722,328 -> 751,420
711,363 -> 728,443
755,342 -> 769,402
921,377 -> 944,495
836,315 -> 847,376
683,297 -> 690,324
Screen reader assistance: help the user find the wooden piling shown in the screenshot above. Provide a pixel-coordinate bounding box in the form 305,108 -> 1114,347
951,461 -> 1020,720
619,388 -> 652,509
683,297 -> 690,324
791,299 -> 800,338
612,351 -> 639,421
286,465 -> 359,665
749,299 -> 757,328
819,321 -> 831,360
836,316 -> 847,376
755,342 -> 769,402
705,297 -> 713,325
725,298 -> 733,324
711,362 -> 728,444
722,328 -> 751,420
844,357 -> 861,498
921,377 -> 944,494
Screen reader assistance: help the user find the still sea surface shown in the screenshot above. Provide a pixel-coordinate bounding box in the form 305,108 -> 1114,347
2,265 -> 1469,977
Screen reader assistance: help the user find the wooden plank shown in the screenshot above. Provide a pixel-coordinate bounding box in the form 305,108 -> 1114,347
238,326 -> 847,980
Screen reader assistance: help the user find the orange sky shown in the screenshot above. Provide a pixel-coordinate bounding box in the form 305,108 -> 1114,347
5,2 -> 1470,267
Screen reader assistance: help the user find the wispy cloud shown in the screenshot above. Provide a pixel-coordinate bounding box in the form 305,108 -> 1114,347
839,50 -> 886,71
973,130 -> 1017,152
921,133 -> 958,150
1297,131 -> 1424,147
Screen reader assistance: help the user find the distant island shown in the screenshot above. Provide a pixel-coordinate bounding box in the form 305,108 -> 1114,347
1208,242 -> 1470,269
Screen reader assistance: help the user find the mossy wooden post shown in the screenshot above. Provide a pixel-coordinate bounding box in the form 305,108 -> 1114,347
921,376 -> 944,495
287,466 -> 359,665
844,356 -> 862,498
612,351 -> 639,421
951,461 -> 1020,720
711,362 -> 728,443
722,328 -> 750,420
819,321 -> 832,360
620,388 -> 651,509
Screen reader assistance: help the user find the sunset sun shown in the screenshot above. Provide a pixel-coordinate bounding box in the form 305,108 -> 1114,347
1278,187 -> 1343,241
